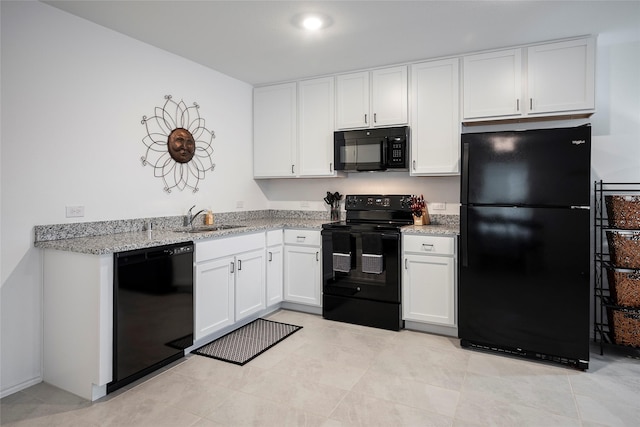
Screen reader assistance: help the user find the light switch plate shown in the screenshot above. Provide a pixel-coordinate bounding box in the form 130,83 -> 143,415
66,205 -> 85,217
236,201 -> 244,208
431,202 -> 446,211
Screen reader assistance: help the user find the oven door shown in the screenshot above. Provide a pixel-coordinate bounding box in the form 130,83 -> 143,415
321,229 -> 401,302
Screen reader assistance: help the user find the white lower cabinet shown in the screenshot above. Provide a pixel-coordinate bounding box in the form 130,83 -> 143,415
195,256 -> 235,340
402,234 -> 457,327
266,229 -> 284,306
194,233 -> 266,341
283,229 -> 322,306
234,248 -> 266,320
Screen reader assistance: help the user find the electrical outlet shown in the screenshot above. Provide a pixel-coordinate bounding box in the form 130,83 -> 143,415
300,201 -> 310,208
431,202 -> 446,211
65,205 -> 85,218
236,201 -> 244,209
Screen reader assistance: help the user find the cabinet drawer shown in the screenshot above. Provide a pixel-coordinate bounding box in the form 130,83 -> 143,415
403,234 -> 455,256
196,232 -> 265,263
284,229 -> 320,246
266,229 -> 283,246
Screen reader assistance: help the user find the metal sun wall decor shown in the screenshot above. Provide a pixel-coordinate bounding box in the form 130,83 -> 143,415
141,95 -> 216,193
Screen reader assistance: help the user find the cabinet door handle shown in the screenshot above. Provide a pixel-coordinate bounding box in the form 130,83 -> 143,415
516,99 -> 520,111
268,251 -> 273,262
329,162 -> 333,172
238,259 -> 242,271
291,164 -> 295,174
405,258 -> 408,269
230,261 -> 235,273
374,113 -> 377,123
412,160 -> 416,170
530,98 -> 533,110
316,251 -> 319,261
364,114 -> 368,124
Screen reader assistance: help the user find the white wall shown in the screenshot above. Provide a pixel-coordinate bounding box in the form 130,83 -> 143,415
0,1 -> 265,396
591,33 -> 640,182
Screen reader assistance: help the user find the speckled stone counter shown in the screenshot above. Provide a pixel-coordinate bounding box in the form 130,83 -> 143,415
401,213 -> 459,235
34,210 -> 460,255
34,210 -> 328,255
401,224 -> 459,235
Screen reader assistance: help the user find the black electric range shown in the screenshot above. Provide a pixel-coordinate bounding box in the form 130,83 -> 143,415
321,195 -> 413,331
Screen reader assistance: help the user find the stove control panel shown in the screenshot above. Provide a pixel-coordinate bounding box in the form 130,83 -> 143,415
345,195 -> 412,211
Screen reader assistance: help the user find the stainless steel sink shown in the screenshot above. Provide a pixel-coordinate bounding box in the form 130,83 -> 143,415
173,224 -> 244,234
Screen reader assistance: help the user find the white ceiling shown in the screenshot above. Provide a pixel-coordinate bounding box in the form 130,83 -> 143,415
43,0 -> 640,86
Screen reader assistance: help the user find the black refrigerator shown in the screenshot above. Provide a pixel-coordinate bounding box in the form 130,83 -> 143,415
459,125 -> 591,370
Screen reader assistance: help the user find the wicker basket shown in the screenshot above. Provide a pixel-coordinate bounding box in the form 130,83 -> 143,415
606,230 -> 640,269
607,307 -> 640,348
606,195 -> 640,229
607,268 -> 640,307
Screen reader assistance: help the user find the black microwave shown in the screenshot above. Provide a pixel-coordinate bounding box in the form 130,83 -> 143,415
334,126 -> 409,172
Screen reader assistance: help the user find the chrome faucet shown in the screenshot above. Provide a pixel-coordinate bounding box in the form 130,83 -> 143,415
184,205 -> 205,229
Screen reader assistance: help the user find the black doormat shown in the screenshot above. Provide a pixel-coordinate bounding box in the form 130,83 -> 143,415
192,318 -> 302,366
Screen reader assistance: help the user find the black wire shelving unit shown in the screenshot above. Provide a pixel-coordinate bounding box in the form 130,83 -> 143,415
593,181 -> 640,356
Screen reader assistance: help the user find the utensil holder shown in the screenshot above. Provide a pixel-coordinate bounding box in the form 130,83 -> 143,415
331,201 -> 340,221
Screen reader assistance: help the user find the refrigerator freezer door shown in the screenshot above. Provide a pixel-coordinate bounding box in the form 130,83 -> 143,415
461,126 -> 591,207
459,205 -> 590,362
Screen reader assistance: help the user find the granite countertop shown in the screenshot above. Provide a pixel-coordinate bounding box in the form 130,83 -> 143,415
34,217 -> 326,255
401,223 -> 460,235
34,210 -> 460,255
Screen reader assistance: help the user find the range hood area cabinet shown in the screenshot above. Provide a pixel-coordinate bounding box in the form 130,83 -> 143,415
335,66 -> 408,130
253,77 -> 338,178
462,37 -> 595,121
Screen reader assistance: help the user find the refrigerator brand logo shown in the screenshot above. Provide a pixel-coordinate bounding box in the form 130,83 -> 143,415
572,140 -> 587,145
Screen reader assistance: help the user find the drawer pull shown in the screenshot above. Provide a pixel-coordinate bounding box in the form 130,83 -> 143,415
422,243 -> 434,250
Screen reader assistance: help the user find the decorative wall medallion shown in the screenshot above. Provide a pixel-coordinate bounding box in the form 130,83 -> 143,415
141,95 -> 216,193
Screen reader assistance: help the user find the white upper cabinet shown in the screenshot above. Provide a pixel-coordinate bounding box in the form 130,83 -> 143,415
410,58 -> 460,175
254,78 -> 339,178
527,38 -> 595,115
253,83 -> 297,178
336,65 -> 408,129
463,49 -> 522,120
463,37 -> 595,121
336,71 -> 369,129
298,76 -> 337,176
371,66 -> 409,127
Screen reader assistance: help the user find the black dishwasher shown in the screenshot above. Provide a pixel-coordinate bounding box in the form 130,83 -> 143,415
107,242 -> 194,393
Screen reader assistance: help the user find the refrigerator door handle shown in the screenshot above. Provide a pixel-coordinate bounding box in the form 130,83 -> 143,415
461,142 -> 470,204
571,206 -> 590,210
461,206 -> 468,267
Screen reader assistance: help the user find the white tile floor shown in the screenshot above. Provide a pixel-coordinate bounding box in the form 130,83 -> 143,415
2,309 -> 640,426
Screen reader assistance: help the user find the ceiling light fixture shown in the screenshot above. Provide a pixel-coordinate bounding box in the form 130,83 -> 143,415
303,16 -> 323,31
293,13 -> 332,31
